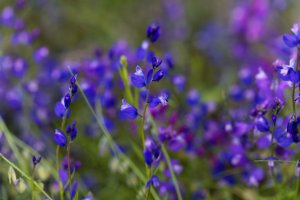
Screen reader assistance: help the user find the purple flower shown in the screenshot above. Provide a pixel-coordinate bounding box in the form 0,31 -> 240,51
152,56 -> 162,69
70,181 -> 78,200
255,117 -> 269,132
64,93 -> 71,109
32,155 -> 42,166
283,24 -> 300,48
147,24 -> 160,42
66,120 -> 77,141
69,74 -> 78,96
146,175 -> 160,188
152,69 -> 164,82
274,128 -> 293,148
186,90 -> 201,106
144,149 -> 153,167
148,94 -> 168,108
33,46 -> 49,63
287,117 -> 299,143
54,129 -> 67,147
144,138 -> 161,167
119,99 -> 138,120
54,101 -> 66,118
131,66 -> 146,88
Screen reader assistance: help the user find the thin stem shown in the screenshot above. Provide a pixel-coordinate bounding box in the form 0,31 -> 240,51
31,166 -> 36,200
161,146 -> 183,200
146,168 -> 152,200
0,153 -> 53,200
67,140 -> 72,186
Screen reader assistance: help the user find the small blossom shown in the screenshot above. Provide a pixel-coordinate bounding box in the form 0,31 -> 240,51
283,24 -> 300,48
131,66 -> 146,88
152,69 -> 164,82
70,181 -> 78,200
54,102 -> 66,118
64,93 -> 71,109
255,117 -> 270,132
152,56 -> 162,69
66,120 -> 77,141
146,175 -> 160,188
32,155 -> 42,166
287,117 -> 299,143
147,24 -> 160,42
54,129 -> 67,147
69,74 -> 78,95
119,99 -> 138,120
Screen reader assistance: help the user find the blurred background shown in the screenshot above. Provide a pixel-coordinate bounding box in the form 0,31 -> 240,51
1,0 -> 300,199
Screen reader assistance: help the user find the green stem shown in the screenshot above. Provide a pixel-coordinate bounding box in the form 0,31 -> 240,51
161,146 -> 183,200
31,166 -> 36,200
67,140 -> 72,186
0,153 -> 53,200
146,168 -> 152,200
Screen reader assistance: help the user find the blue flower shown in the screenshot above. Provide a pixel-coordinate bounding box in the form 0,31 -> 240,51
66,120 -> 77,141
64,93 -> 71,109
119,99 -> 138,120
32,155 -> 42,166
275,58 -> 300,83
147,24 -> 160,42
144,149 -> 153,167
70,181 -> 78,200
70,74 -> 78,95
152,69 -> 164,82
54,129 -> 67,147
274,127 -> 289,147
54,101 -> 66,118
152,56 -> 162,69
255,117 -> 269,132
143,138 -> 161,167
186,90 -> 201,106
148,94 -> 168,108
146,175 -> 160,188
287,118 -> 299,143
33,46 -> 48,63
131,66 -> 146,88
283,24 -> 300,48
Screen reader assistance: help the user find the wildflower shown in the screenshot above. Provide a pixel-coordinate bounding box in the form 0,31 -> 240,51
147,24 -> 160,42
152,69 -> 165,82
143,138 -> 161,167
53,129 -> 67,147
131,66 -> 146,88
146,175 -> 160,188
287,117 -> 299,143
283,24 -> 300,48
66,120 -> 77,141
119,99 -> 139,120
54,101 -> 66,118
32,155 -> 42,166
148,93 -> 168,108
64,93 -> 71,109
152,56 -> 162,69
70,181 -> 78,200
69,74 -> 78,95
255,117 -> 270,132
